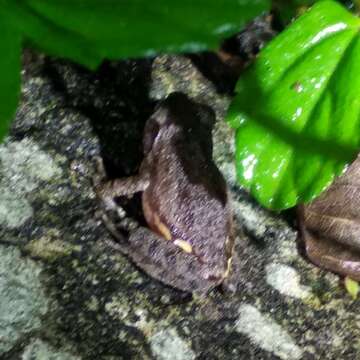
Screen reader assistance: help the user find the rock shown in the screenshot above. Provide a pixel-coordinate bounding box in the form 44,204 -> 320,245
22,339 -> 80,360
149,328 -> 196,360
265,263 -> 312,300
236,304 -> 303,360
0,245 -> 48,355
0,138 -> 62,231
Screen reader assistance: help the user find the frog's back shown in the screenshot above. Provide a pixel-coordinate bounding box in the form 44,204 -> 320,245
142,94 -> 232,266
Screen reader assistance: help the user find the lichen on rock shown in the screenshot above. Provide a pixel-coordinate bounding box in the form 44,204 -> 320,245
0,245 -> 48,355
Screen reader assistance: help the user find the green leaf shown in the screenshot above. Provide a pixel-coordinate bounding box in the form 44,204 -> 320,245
3,0 -> 270,69
1,1 -> 103,69
344,276 -> 359,300
0,13 -> 22,141
226,0 -> 360,210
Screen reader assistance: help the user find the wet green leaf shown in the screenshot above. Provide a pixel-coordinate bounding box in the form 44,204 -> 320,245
3,0 -> 269,68
227,0 -> 360,210
344,276 -> 359,300
0,13 -> 21,141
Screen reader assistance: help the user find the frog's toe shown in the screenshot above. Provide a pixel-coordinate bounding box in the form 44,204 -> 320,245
93,156 -> 108,185
92,157 -> 117,210
219,281 -> 237,295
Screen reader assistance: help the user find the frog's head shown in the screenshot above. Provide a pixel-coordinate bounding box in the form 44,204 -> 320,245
143,92 -> 216,156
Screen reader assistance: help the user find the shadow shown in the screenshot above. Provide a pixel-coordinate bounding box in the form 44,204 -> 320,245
44,57 -> 155,178
187,51 -> 241,95
44,58 -> 156,221
188,13 -> 279,95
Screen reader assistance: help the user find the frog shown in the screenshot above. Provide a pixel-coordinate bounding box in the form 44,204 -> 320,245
95,92 -> 234,294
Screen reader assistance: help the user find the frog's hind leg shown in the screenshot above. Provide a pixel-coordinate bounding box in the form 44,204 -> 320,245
126,227 -> 216,294
219,250 -> 239,294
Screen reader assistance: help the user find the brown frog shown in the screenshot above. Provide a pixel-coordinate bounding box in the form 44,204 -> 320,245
96,93 -> 234,293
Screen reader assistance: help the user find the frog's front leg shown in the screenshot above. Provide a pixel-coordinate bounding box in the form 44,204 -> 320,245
97,175 -> 149,241
98,176 -> 149,209
125,227 -> 220,294
93,156 -> 148,251
93,156 -> 149,209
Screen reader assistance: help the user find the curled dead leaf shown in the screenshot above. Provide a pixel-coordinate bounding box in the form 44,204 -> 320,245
298,155 -> 360,280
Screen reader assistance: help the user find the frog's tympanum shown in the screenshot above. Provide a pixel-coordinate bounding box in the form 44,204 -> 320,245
298,155 -> 360,281
96,93 -> 234,293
